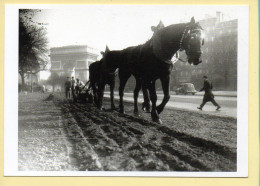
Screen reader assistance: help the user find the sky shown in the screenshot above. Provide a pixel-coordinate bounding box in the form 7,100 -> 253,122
35,5 -> 239,80
34,5 -> 239,52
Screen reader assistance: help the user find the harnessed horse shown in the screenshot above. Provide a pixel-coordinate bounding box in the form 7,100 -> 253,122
89,57 -> 117,110
100,17 -> 204,123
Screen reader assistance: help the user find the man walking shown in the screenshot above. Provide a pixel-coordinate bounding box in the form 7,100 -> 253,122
64,77 -> 72,99
197,76 -> 221,111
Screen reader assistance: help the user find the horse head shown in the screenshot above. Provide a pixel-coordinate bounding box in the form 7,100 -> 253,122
151,18 -> 204,65
180,17 -> 204,65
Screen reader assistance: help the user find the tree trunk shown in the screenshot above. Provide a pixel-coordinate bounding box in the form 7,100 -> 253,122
20,72 -> 25,91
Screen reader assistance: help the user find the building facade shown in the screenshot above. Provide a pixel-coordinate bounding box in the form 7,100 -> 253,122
119,12 -> 237,92
172,12 -> 238,91
50,45 -> 99,84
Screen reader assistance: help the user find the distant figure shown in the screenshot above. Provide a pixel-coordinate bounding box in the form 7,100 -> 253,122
197,76 -> 221,111
42,85 -> 46,93
75,78 -> 84,96
64,77 -> 72,99
71,76 -> 76,99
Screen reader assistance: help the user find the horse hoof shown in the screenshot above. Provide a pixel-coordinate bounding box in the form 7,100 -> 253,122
152,118 -> 163,124
134,111 -> 140,117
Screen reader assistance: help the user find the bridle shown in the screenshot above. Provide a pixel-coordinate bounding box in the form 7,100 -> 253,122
177,25 -> 203,64
179,26 -> 189,51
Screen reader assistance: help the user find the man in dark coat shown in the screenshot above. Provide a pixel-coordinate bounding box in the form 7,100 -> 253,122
71,76 -> 76,99
64,77 -> 71,99
197,76 -> 221,111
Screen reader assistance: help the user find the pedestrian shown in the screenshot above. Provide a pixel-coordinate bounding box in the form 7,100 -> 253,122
64,77 -> 71,99
75,78 -> 84,96
42,85 -> 46,93
71,76 -> 76,99
197,76 -> 221,111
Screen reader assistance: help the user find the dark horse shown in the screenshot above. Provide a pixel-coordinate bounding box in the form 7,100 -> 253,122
89,55 -> 116,110
99,17 -> 204,123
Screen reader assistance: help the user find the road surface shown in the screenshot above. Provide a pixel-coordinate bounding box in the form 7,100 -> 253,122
18,93 -> 237,172
104,92 -> 237,118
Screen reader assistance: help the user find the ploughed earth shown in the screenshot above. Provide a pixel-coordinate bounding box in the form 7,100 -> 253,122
18,93 -> 237,172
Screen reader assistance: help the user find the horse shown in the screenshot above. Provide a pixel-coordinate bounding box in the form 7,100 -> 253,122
89,56 -> 116,110
100,17 -> 204,123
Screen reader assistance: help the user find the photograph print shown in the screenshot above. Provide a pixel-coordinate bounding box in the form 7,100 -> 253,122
4,5 -> 248,177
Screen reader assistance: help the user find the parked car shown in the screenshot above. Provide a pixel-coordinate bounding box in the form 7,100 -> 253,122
175,83 -> 197,95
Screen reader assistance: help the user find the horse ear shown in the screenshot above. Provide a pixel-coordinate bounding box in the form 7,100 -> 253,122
190,17 -> 195,24
158,20 -> 165,29
151,26 -> 156,32
105,45 -> 110,52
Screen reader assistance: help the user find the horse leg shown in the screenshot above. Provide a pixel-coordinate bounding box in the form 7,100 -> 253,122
91,83 -> 98,106
119,71 -> 131,114
156,75 -> 171,114
133,78 -> 141,116
110,80 -> 116,110
141,83 -> 151,113
146,81 -> 161,123
97,81 -> 105,110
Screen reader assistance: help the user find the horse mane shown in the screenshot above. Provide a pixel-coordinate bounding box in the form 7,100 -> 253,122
151,23 -> 188,62
104,22 -> 191,66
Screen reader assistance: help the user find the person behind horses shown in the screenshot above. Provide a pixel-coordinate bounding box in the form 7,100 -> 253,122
197,76 -> 221,111
75,78 -> 84,96
64,77 -> 72,99
42,84 -> 46,93
71,76 -> 76,98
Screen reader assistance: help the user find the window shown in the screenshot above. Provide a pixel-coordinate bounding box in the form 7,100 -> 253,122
52,61 -> 61,70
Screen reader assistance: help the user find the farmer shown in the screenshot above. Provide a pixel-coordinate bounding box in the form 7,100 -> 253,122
42,84 -> 46,93
75,78 -> 84,96
71,76 -> 76,99
64,77 -> 72,99
197,76 -> 221,111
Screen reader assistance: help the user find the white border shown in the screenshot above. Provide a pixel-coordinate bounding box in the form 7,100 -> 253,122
4,4 -> 249,177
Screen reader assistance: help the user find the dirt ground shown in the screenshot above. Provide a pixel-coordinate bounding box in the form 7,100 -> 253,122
18,93 -> 237,172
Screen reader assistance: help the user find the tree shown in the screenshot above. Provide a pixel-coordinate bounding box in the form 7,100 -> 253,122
19,9 -> 49,90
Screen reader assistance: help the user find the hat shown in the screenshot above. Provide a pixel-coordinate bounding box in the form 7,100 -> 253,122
203,76 -> 208,78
